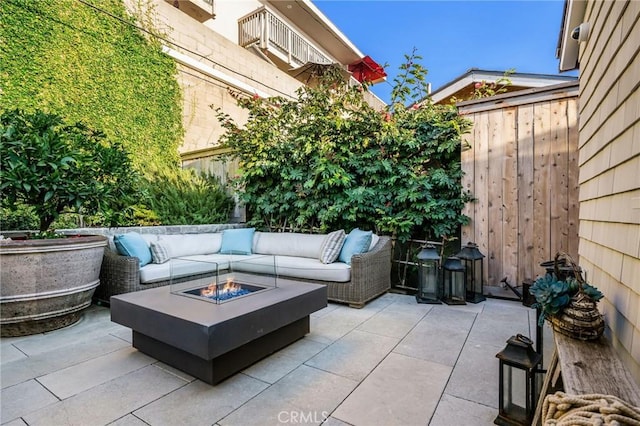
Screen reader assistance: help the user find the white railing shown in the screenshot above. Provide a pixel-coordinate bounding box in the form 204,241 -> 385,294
239,8 -> 332,67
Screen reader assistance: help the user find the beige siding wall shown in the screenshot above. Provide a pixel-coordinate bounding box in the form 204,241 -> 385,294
578,0 -> 640,381
459,85 -> 580,297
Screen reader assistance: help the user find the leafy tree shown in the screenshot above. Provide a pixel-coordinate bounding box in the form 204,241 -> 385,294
0,110 -> 141,234
217,52 -> 472,242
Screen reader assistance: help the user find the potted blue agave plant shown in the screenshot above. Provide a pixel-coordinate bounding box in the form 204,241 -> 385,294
529,252 -> 604,340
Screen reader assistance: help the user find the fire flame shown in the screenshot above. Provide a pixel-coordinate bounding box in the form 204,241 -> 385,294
200,277 -> 242,297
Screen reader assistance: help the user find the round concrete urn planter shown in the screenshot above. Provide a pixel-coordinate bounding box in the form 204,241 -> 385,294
0,235 -> 107,337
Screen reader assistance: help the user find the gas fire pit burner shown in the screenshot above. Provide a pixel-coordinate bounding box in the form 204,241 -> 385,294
181,278 -> 268,303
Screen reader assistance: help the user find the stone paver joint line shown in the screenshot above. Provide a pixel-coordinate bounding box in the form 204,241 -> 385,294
0,295 -> 534,426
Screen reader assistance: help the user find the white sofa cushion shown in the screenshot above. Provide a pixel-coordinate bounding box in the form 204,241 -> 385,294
140,254 -> 231,283
253,232 -> 326,259
232,255 -> 351,283
157,233 -> 222,258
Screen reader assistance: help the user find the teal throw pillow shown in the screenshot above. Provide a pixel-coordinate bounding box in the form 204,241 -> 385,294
338,228 -> 373,265
114,232 -> 152,266
220,228 -> 255,255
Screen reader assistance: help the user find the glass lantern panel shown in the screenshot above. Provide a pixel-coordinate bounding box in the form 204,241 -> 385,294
452,271 -> 465,300
502,364 -> 528,424
418,263 -> 438,296
472,261 -> 483,293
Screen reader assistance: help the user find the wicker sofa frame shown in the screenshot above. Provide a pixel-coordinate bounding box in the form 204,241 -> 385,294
98,236 -> 392,308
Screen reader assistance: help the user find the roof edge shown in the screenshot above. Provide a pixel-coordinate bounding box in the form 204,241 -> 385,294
557,0 -> 587,72
430,69 -> 577,104
456,81 -> 579,111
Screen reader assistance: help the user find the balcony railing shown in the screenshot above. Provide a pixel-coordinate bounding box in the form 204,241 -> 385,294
239,8 -> 332,67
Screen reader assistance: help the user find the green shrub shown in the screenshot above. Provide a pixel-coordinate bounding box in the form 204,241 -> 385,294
0,204 -> 38,231
217,50 -> 471,242
0,109 -> 142,233
141,167 -> 234,225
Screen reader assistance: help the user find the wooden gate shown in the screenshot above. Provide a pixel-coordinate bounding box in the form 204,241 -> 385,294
457,82 -> 579,298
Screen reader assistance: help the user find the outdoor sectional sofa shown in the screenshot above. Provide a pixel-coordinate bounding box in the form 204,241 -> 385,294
98,228 -> 392,308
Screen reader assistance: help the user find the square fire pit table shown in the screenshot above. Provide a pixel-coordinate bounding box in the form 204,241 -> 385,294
110,268 -> 327,384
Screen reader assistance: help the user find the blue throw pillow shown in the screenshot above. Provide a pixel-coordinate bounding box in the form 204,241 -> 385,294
114,232 -> 152,267
220,228 -> 255,255
338,228 -> 373,265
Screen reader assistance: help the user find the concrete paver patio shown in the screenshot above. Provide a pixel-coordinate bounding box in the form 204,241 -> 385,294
1,293 -> 539,425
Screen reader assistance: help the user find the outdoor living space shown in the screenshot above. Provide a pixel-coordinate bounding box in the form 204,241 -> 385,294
1,293 -> 538,425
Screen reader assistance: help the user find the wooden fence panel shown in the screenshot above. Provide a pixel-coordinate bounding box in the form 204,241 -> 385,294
517,104 -> 535,286
487,109 -> 504,285
533,102 -> 552,268
459,83 -> 579,298
550,99 -> 570,255
474,111 -> 490,285
502,107 -> 519,287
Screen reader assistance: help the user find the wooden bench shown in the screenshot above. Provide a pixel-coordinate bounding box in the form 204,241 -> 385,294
533,331 -> 640,424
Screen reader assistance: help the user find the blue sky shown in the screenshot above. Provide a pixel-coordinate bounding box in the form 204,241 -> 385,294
314,0 -> 577,104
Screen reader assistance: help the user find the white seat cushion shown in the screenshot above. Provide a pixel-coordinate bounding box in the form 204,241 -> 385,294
252,232 -> 326,259
232,255 -> 351,283
140,254 -> 231,283
157,233 -> 222,257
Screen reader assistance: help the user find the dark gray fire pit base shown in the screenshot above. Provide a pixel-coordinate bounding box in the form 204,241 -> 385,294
133,317 -> 308,384
111,274 -> 327,385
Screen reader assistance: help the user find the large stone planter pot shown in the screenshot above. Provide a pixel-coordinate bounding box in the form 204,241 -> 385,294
0,235 -> 107,337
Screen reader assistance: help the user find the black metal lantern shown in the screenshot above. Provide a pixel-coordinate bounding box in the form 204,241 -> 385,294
456,242 -> 486,303
442,256 -> 466,305
495,334 -> 542,426
415,244 -> 442,304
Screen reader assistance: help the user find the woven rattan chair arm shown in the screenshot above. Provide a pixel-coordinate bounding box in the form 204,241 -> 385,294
96,250 -> 141,302
349,236 -> 392,296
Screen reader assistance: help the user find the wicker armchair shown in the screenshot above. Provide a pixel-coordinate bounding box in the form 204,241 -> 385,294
97,236 -> 392,308
291,236 -> 392,308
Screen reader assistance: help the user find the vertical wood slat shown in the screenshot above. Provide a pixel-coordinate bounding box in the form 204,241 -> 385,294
474,112 -> 490,285
459,89 -> 578,293
550,99 -> 570,256
487,109 -> 504,285
517,105 -> 535,284
534,102 -> 552,268
502,107 -> 519,286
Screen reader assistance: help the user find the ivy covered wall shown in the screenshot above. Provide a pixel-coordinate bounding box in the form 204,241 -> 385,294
0,0 -> 183,169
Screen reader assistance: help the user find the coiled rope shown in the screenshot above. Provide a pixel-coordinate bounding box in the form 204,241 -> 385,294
542,391 -> 640,425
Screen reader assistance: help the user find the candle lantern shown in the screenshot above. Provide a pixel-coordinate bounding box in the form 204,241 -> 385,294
495,334 -> 542,426
415,244 -> 441,304
456,242 -> 486,303
442,256 -> 466,305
